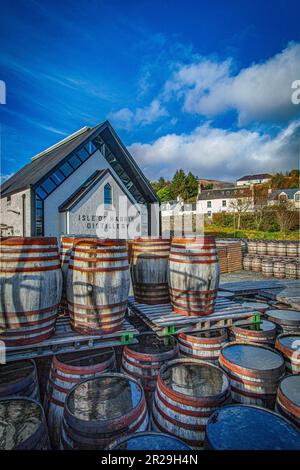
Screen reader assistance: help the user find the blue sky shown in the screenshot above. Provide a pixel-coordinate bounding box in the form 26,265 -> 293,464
0,0 -> 300,182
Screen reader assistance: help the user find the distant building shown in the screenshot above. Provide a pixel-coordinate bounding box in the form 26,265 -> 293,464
197,187 -> 252,218
236,173 -> 272,186
161,198 -> 197,217
269,188 -> 300,209
198,178 -> 234,190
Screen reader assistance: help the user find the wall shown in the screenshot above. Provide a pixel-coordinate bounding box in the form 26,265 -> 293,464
0,188 -> 32,236
197,197 -> 253,216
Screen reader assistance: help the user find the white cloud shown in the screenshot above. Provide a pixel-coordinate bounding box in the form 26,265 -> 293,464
0,173 -> 14,184
108,99 -> 168,129
129,120 -> 300,181
164,43 -> 300,125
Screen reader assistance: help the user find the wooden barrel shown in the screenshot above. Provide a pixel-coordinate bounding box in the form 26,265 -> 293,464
44,349 -> 116,448
60,236 -> 77,314
240,301 -> 270,313
109,431 -> 192,450
267,241 -> 277,256
61,373 -> 149,450
297,261 -> 300,280
276,375 -> 300,429
229,319 -> 277,346
262,258 -> 274,277
273,260 -> 286,279
257,240 -> 267,255
267,309 -> 300,334
67,238 -> 130,334
285,261 -> 297,279
204,404 -> 300,450
168,237 -> 220,316
151,358 -> 231,448
286,242 -> 298,257
277,241 -> 287,257
247,240 -> 257,255
275,333 -> 300,373
0,359 -> 40,401
130,237 -> 170,305
178,328 -> 228,364
121,336 -> 178,406
243,255 -> 252,271
217,290 -> 235,299
251,255 -> 262,272
219,342 -> 285,409
0,397 -> 50,449
0,237 -> 62,346
126,240 -> 134,263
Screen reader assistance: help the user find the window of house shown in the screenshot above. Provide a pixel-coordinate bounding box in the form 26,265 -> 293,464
7,195 -> 11,205
222,200 -> 226,207
207,201 -> 212,208
41,177 -> 56,194
69,154 -> 81,169
279,193 -> 288,203
104,182 -> 112,207
207,211 -> 212,217
295,193 -> 300,202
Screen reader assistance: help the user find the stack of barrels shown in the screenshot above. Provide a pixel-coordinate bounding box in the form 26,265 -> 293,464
243,239 -> 300,279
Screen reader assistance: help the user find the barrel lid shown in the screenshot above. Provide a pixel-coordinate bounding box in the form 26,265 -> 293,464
267,309 -> 300,325
66,373 -> 144,422
241,301 -> 269,310
233,319 -> 276,333
217,291 -> 235,298
205,405 -> 300,450
181,328 -> 226,340
127,335 -> 177,357
279,375 -> 300,407
0,360 -> 35,390
55,349 -> 114,367
276,333 -> 300,349
221,343 -> 284,371
0,398 -> 43,450
110,432 -> 191,450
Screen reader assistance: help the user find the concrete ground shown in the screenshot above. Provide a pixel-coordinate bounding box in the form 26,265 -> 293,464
220,270 -> 269,283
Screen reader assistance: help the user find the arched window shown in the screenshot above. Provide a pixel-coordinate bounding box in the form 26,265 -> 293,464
104,182 -> 112,207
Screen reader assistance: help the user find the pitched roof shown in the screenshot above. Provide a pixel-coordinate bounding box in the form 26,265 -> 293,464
269,188 -> 300,200
236,173 -> 272,182
0,121 -> 159,204
197,187 -> 251,201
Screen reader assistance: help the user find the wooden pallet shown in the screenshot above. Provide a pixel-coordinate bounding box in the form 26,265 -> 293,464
127,296 -> 261,337
4,316 -> 139,363
257,286 -> 300,311
220,279 -> 300,295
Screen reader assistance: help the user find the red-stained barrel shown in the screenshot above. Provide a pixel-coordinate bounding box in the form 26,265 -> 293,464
267,309 -> 300,334
61,373 -> 149,449
229,319 -> 277,346
0,359 -> 40,401
178,329 -> 228,364
0,237 -> 62,346
168,237 -> 220,316
275,333 -> 300,374
44,349 -> 116,448
276,375 -> 300,429
152,358 -> 230,448
219,342 -> 285,409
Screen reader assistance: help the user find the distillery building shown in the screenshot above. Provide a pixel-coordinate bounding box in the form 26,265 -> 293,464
0,121 -> 160,239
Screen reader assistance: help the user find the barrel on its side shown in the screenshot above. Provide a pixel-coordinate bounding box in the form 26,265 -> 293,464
67,239 -> 130,334
168,237 -> 220,316
121,336 -> 178,407
61,374 -> 149,449
219,342 -> 285,409
152,358 -> 231,448
0,397 -> 50,450
44,349 -> 116,448
229,320 -> 277,346
0,237 -> 62,346
0,359 -> 40,401
275,333 -> 300,374
130,238 -> 170,305
276,375 -> 300,429
178,329 -> 228,364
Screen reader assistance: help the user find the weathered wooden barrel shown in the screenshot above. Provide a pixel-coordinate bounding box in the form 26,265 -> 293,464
267,241 -> 277,256
267,309 -> 300,334
126,240 -> 134,263
60,236 -> 77,314
257,240 -> 267,255
0,397 -> 50,449
276,241 -> 287,257
67,238 -> 130,334
109,431 -> 192,450
240,301 -> 270,313
178,329 -> 228,364
273,260 -> 286,279
0,359 -> 40,401
151,358 -> 230,448
243,255 -> 252,271
286,242 -> 298,257
262,258 -> 274,277
297,261 -> 300,280
130,237 -> 170,305
275,333 -> 300,373
229,319 -> 277,346
251,255 -> 262,272
285,261 -> 297,279
121,336 -> 178,406
247,240 -> 257,255
44,349 -> 116,448
0,237 -> 62,346
219,342 -> 285,409
204,404 -> 300,450
168,237 -> 220,316
276,375 -> 300,429
61,373 -> 149,450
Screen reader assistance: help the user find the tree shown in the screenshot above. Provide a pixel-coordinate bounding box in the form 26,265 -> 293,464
157,185 -> 175,202
252,185 -> 269,230
273,199 -> 299,232
229,197 -> 253,230
170,169 -> 186,198
181,172 -> 199,201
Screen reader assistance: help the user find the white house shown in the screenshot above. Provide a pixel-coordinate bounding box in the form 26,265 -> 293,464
269,188 -> 300,209
236,173 -> 271,186
197,187 -> 252,217
0,121 -> 160,239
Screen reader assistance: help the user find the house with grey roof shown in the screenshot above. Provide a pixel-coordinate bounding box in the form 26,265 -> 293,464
236,173 -> 272,186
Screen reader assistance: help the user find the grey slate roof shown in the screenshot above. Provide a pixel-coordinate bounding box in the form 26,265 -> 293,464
269,188 -> 300,200
197,187 -> 251,201
236,173 -> 271,182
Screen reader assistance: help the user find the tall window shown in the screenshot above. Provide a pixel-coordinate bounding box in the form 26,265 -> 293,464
222,200 -> 226,207
104,182 -> 112,207
207,201 -> 212,208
